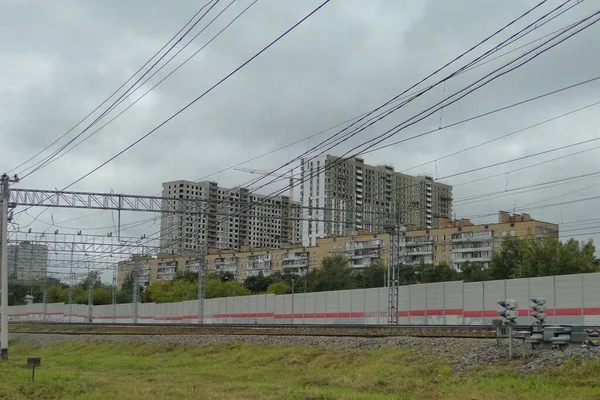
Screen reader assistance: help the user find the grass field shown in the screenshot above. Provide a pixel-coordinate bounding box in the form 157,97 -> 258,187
0,338 -> 598,400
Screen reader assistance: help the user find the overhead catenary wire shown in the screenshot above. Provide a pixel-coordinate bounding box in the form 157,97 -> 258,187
20,0 -> 260,177
7,0 -> 217,176
226,7 -> 600,209
229,0 -> 570,197
13,1 -> 581,230
18,0 -> 224,179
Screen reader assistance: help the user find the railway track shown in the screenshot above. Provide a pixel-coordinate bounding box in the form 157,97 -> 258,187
8,322 -> 514,338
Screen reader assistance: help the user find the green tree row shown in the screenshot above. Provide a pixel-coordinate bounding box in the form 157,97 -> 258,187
134,235 -> 600,303
17,235 -> 598,306
9,271 -> 114,306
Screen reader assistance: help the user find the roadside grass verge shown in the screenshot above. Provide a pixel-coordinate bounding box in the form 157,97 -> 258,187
0,338 -> 597,399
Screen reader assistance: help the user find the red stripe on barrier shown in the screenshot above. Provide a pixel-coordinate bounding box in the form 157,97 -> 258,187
9,307 -> 600,321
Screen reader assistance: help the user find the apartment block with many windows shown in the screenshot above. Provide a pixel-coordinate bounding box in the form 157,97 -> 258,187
300,155 -> 452,247
399,211 -> 558,269
159,180 -> 302,255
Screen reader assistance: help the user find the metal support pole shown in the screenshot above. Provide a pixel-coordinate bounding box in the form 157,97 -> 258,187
291,279 -> 295,325
87,262 -> 93,323
132,266 -> 139,324
42,275 -> 48,322
68,248 -> 74,323
198,256 -> 205,324
112,264 -> 117,323
1,174 -> 10,360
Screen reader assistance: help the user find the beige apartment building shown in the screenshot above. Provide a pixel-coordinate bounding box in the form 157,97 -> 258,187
116,255 -> 201,289
399,211 -> 558,268
206,233 -> 393,280
120,211 -> 557,287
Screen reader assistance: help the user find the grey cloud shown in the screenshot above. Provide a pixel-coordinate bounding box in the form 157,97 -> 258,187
2,0 -> 599,277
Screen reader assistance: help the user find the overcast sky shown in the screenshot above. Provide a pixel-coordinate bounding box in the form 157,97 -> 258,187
2,0 -> 600,280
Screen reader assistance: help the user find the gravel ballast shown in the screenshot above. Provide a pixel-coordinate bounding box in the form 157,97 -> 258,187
10,332 -> 600,374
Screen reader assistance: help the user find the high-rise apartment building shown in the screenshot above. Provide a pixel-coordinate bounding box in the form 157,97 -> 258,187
300,155 -> 453,246
160,180 -> 302,254
7,242 -> 49,281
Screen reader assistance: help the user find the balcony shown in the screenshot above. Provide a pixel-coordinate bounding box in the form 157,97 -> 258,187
452,231 -> 493,243
282,260 -> 309,269
401,237 -> 433,247
346,239 -> 382,251
404,256 -> 433,266
405,248 -> 433,256
453,245 -> 493,253
349,250 -> 381,259
283,252 -> 309,261
452,256 -> 492,264
247,269 -> 272,277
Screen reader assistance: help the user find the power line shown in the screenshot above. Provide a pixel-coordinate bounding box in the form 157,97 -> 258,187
233,8 -> 600,209
21,0 -> 259,177
19,0 -> 223,179
9,0 -> 217,176
59,0 -> 332,192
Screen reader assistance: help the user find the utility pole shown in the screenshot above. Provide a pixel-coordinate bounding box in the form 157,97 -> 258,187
132,264 -> 139,324
111,264 -> 117,323
42,274 -> 48,322
197,246 -> 205,324
68,248 -> 74,323
385,224 -> 399,325
87,261 -> 93,323
1,173 -> 18,360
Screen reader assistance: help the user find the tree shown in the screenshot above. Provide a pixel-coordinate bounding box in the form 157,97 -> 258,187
491,234 -> 600,279
490,235 -> 525,280
307,255 -> 356,292
458,262 -> 491,282
204,278 -> 250,299
244,274 -> 273,294
217,271 -> 236,283
419,261 -> 459,283
398,263 -> 419,285
145,280 -> 197,303
173,270 -> 199,283
47,283 -> 68,303
116,272 -> 135,303
266,282 -> 292,294
81,270 -> 102,290
355,260 -> 386,288
93,286 -> 112,305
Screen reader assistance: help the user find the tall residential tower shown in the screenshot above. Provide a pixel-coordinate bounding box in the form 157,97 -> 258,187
300,155 -> 452,246
159,180 -> 301,255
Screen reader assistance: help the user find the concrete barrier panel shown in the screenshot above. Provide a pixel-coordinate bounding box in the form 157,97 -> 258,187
583,273 -> 600,326
409,284 -> 426,325
425,283 -> 444,325
555,274 -> 584,325
483,280 -> 505,325
463,282 -> 483,325
444,281 -> 463,325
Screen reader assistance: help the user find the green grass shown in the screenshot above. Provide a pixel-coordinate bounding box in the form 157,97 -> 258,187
0,338 -> 598,399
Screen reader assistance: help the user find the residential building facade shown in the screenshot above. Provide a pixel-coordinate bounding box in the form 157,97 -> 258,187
159,180 -> 302,255
399,211 -> 558,269
7,242 -> 49,281
299,154 -> 452,247
116,255 -> 201,289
